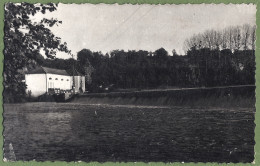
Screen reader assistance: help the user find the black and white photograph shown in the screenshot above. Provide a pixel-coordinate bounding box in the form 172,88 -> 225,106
3,3 -> 256,163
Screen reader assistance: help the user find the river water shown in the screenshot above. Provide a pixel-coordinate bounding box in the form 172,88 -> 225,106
3,103 -> 255,162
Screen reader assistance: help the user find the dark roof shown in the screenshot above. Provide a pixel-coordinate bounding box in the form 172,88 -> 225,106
26,66 -> 70,76
43,67 -> 69,76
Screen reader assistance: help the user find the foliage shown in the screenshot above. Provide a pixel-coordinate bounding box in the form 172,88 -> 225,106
4,3 -> 69,102
4,4 -> 256,99
42,48 -> 255,93
38,24 -> 256,93
183,24 -> 256,52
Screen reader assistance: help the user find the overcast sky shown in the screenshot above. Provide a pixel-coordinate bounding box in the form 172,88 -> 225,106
34,3 -> 256,59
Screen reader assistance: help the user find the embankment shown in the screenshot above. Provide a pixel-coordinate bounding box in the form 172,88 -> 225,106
71,85 -> 255,108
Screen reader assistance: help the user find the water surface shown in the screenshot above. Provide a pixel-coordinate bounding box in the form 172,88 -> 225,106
3,103 -> 255,162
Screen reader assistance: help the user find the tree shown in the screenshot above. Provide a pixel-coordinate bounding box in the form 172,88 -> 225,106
226,26 -> 234,51
241,24 -> 251,50
4,3 -> 69,102
77,49 -> 94,66
232,26 -> 241,50
77,49 -> 95,80
250,25 -> 256,50
172,49 -> 178,56
183,34 -> 200,52
154,48 -> 168,58
185,24 -> 255,52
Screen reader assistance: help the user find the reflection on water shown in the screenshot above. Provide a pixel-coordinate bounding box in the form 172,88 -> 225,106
26,112 -> 72,143
3,103 -> 255,162
4,111 -> 74,161
27,112 -> 72,133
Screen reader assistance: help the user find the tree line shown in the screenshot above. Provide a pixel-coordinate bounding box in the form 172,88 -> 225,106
40,45 -> 255,93
3,2 -> 256,102
184,24 -> 256,51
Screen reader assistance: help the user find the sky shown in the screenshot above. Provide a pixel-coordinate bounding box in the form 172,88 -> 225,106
34,3 -> 256,59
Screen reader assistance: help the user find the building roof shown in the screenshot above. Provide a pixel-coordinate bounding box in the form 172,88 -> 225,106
26,66 -> 70,76
43,67 -> 70,76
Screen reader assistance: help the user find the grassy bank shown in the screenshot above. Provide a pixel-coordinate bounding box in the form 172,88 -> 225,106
72,85 -> 255,108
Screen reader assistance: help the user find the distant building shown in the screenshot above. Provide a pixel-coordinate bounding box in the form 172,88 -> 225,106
25,66 -> 85,97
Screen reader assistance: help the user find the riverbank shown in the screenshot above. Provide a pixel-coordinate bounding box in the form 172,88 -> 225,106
72,85 -> 255,108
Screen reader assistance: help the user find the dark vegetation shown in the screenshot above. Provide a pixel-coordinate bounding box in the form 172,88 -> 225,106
3,3 -> 256,102
38,25 -> 256,93
38,48 -> 255,93
72,85 -> 255,108
3,3 -> 69,103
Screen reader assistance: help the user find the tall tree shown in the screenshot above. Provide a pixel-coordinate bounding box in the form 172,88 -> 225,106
233,26 -> 242,50
250,25 -> 256,50
4,3 -> 69,102
241,24 -> 251,50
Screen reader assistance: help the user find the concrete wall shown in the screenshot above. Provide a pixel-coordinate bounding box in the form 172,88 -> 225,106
72,76 -> 85,93
46,74 -> 72,90
25,74 -> 47,97
81,76 -> 85,92
71,85 -> 255,108
25,73 -> 84,97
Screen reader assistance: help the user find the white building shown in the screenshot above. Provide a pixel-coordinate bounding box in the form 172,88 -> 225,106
25,66 -> 85,97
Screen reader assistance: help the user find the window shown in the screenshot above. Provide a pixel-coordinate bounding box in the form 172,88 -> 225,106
61,79 -> 64,81
55,78 -> 58,80
67,79 -> 69,81
49,77 -> 52,80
